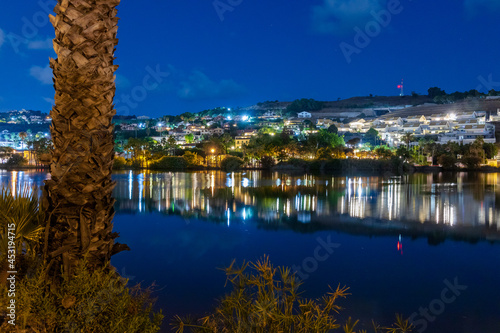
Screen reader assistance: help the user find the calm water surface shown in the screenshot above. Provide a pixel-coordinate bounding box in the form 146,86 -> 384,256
1,170 -> 499,333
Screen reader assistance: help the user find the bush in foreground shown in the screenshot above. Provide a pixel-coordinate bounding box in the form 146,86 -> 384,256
0,260 -> 163,332
172,256 -> 413,333
0,186 -> 163,332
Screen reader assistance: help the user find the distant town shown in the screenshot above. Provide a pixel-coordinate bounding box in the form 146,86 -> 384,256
1,90 -> 500,169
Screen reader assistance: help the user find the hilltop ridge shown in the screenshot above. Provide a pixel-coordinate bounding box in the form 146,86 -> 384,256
240,95 -> 500,121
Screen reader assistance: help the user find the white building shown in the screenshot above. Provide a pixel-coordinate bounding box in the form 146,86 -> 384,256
382,117 -> 404,126
427,121 -> 452,134
316,118 -> 335,129
297,111 -> 312,118
401,123 -> 420,133
209,128 -> 225,136
405,115 -> 427,123
490,109 -> 500,122
429,114 -> 447,121
120,123 -> 138,131
348,119 -> 367,132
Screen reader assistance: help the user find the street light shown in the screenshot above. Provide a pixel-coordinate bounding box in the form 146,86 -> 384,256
210,148 -> 216,167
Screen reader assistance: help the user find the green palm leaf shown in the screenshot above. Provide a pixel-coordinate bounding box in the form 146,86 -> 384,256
0,186 -> 44,261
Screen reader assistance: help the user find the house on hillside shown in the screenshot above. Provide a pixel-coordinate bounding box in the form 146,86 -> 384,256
382,117 -> 403,126
297,111 -> 312,118
418,125 -> 431,135
0,139 -> 14,149
286,119 -> 306,126
197,127 -> 211,136
235,136 -> 251,149
361,119 -> 376,132
209,128 -> 225,136
335,123 -> 351,134
380,132 -> 399,147
402,123 -> 420,133
463,124 -> 495,136
316,118 -> 335,129
438,123 -> 496,144
429,114 -> 447,121
373,123 -> 387,134
349,119 -> 366,132
452,119 -> 481,130
490,109 -> 500,122
239,129 -> 257,137
455,111 -> 476,120
177,121 -> 191,127
427,121 -> 452,134
260,111 -> 279,119
120,123 -> 138,131
474,111 -> 487,118
405,115 -> 427,124
29,115 -> 43,123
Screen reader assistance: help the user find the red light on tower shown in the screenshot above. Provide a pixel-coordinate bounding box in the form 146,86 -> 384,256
396,234 -> 403,255
398,80 -> 404,96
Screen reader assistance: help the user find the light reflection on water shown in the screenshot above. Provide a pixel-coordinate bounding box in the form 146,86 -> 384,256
111,170 -> 499,231
1,169 -> 499,235
0,169 -> 50,196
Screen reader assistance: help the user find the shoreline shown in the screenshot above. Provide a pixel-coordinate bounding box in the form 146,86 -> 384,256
2,164 -> 500,174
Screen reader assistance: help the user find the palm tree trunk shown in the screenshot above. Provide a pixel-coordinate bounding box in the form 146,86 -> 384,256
43,0 -> 128,279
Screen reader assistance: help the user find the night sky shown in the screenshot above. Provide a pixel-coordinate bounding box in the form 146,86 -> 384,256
0,0 -> 499,117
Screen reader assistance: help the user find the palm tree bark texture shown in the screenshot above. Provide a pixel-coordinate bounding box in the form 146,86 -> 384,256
43,0 -> 128,278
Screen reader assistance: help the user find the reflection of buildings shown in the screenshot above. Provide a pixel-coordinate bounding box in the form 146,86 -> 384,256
0,170 -> 50,195
1,169 -> 499,240
111,171 -> 500,233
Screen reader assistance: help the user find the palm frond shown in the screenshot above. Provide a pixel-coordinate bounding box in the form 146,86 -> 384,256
0,185 -> 44,261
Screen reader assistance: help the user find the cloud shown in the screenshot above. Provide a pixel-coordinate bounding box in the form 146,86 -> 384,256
311,0 -> 384,35
464,0 -> 500,18
0,29 -> 5,49
177,70 -> 246,100
43,97 -> 55,105
30,65 -> 53,85
27,38 -> 53,50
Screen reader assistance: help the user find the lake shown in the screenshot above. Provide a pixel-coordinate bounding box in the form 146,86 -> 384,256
1,169 -> 499,332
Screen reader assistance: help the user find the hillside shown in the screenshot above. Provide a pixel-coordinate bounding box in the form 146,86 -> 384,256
247,96 -> 500,121
321,95 -> 433,108
379,98 -> 500,119
243,95 -> 434,118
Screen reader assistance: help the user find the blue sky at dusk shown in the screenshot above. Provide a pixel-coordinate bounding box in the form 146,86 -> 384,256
0,0 -> 499,117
